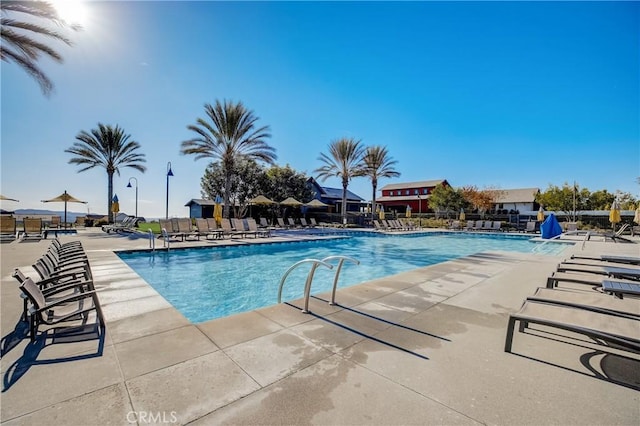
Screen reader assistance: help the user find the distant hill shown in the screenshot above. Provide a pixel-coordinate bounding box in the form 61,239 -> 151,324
10,209 -> 109,222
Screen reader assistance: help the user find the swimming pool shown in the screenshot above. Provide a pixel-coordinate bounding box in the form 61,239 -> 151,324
117,232 -> 570,323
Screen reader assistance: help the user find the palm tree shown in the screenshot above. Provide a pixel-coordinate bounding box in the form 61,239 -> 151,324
65,124 -> 146,223
362,145 -> 400,220
181,100 -> 277,218
315,138 -> 366,224
1,1 -> 79,96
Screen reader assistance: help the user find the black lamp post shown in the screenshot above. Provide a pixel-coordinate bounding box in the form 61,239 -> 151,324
166,162 -> 174,219
126,177 -> 138,218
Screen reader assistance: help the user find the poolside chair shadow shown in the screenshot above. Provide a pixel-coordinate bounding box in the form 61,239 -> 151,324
0,317 -> 30,357
2,323 -> 105,392
508,333 -> 640,391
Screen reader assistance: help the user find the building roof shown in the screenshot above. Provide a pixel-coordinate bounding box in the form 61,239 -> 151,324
380,179 -> 447,191
320,187 -> 365,202
185,199 -> 217,207
494,188 -> 540,204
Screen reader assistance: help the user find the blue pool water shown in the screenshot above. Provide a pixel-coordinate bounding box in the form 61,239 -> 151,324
117,232 -> 570,323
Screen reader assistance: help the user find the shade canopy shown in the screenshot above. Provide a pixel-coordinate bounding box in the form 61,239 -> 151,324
250,195 -> 276,205
304,199 -> 329,208
41,190 -> 87,227
0,194 -> 19,202
280,197 -> 303,206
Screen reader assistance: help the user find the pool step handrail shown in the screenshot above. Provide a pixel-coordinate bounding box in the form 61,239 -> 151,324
148,229 -> 155,251
277,259 -> 333,313
532,231 -> 589,253
321,255 -> 360,305
161,228 -> 170,250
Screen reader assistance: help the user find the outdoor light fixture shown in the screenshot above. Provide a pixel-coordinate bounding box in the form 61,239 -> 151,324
127,177 -> 138,218
166,162 -> 174,219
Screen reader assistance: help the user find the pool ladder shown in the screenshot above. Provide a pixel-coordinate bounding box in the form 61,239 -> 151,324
277,255 -> 360,313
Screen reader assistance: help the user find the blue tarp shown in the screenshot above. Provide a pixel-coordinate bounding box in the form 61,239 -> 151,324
540,213 -> 563,239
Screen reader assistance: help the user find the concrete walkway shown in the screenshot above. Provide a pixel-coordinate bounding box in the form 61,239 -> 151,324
1,229 -> 639,425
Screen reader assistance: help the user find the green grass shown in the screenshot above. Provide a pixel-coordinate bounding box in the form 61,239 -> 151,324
137,221 -> 161,234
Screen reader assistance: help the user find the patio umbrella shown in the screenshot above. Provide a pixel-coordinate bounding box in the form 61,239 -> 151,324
634,205 -> 640,225
537,206 -> 545,222
250,195 -> 276,205
213,195 -> 223,225
459,208 -> 465,221
279,197 -> 303,207
304,199 -> 329,208
405,205 -> 412,218
41,190 -> 87,228
111,194 -> 120,214
0,194 -> 19,202
609,199 -> 621,231
379,205 -> 385,220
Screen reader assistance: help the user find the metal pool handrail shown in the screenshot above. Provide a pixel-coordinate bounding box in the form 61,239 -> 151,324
277,259 -> 333,313
321,255 -> 360,305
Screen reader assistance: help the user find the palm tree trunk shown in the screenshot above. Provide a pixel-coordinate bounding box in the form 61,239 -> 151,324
223,173 -> 232,218
107,171 -> 114,223
371,182 -> 377,222
342,180 -> 348,225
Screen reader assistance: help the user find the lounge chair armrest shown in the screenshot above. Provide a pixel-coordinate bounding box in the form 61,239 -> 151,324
29,290 -> 98,314
41,280 -> 94,296
35,270 -> 86,285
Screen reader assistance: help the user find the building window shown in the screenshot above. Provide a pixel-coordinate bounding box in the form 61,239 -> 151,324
423,189 -> 428,195
405,190 -> 410,195
414,189 -> 418,195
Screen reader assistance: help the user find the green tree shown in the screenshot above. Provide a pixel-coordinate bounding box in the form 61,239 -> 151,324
613,191 -> 638,210
181,100 -> 277,218
201,159 -> 266,218
65,124 -> 146,222
361,146 -> 400,219
314,138 -> 365,224
263,165 -> 313,204
536,183 -> 588,220
429,184 -> 467,218
586,189 -> 615,210
1,1 -> 79,96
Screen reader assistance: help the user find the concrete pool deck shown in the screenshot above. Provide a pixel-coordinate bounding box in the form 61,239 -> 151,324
1,228 -> 639,425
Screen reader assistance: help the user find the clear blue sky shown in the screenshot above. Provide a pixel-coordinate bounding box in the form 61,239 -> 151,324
2,1 -> 638,218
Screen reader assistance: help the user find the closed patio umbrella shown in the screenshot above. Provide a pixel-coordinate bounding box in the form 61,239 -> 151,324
405,205 -> 412,218
634,205 -> 640,225
213,195 -> 223,225
41,190 -> 87,228
537,206 -> 545,222
459,208 -> 465,221
111,194 -> 120,214
609,199 -> 621,231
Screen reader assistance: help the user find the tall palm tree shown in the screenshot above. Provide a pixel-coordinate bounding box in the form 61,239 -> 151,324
65,124 -> 146,223
181,100 -> 277,218
362,145 -> 400,220
1,1 -> 79,96
315,138 -> 365,224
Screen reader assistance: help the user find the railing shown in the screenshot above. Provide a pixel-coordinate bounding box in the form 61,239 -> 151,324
531,231 -> 590,253
321,255 -> 361,305
277,255 -> 360,313
161,228 -> 170,251
148,229 -> 155,251
277,259 -> 333,313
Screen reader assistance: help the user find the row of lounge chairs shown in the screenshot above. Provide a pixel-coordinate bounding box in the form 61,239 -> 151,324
159,217 -> 271,241
11,238 -> 105,342
505,253 -> 640,355
372,219 -> 416,231
460,220 -> 504,232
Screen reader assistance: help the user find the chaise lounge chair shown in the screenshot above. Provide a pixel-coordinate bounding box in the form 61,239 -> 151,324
21,218 -> 44,241
504,299 -> 640,354
555,263 -> 640,281
569,254 -> 640,266
1,216 -> 17,242
526,287 -> 640,318
19,277 -> 105,342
